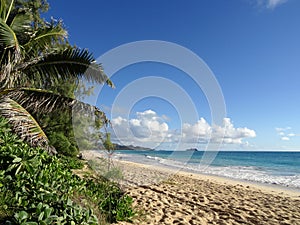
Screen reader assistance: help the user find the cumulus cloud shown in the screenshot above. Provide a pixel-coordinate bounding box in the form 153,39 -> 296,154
214,118 -> 256,144
110,110 -> 256,149
181,118 -> 212,143
179,117 -> 256,145
111,110 -> 169,146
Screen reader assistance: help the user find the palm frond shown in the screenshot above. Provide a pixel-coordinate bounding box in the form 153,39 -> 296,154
4,0 -> 14,22
9,10 -> 32,37
14,47 -> 114,87
5,88 -> 110,124
0,17 -> 18,49
23,21 -> 67,53
0,0 -> 14,22
0,50 -> 21,88
0,0 -> 7,20
0,96 -> 56,154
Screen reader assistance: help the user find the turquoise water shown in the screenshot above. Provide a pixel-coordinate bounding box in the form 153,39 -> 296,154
112,150 -> 300,188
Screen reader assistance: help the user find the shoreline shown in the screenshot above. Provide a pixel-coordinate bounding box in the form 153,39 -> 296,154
117,159 -> 300,199
82,150 -> 300,198
82,151 -> 300,224
97,149 -> 300,190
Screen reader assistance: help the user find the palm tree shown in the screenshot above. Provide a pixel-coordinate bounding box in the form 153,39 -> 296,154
0,0 -> 112,154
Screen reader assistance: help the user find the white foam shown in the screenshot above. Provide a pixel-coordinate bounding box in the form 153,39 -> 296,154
193,166 -> 300,188
144,154 -> 300,188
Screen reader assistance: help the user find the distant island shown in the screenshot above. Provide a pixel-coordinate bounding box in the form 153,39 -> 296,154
186,148 -> 199,151
114,144 -> 154,151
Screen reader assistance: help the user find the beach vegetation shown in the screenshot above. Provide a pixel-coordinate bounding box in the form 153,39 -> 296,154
0,0 -> 134,224
87,158 -> 123,182
0,117 -> 134,224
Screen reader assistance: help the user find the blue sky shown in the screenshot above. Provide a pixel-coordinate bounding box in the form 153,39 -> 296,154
47,0 -> 300,150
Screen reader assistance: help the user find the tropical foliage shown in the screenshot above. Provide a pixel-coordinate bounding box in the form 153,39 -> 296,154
0,0 -> 112,153
0,1 -> 135,224
0,117 -> 135,224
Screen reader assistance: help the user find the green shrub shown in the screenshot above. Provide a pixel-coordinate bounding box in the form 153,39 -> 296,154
48,132 -> 79,157
58,155 -> 85,170
0,117 -> 134,224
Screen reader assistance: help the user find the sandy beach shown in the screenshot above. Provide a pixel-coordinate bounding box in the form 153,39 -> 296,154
82,151 -> 300,225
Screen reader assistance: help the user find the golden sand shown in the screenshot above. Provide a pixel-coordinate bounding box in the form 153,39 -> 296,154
82,151 -> 300,225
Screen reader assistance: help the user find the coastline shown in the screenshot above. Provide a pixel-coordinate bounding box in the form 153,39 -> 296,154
82,151 -> 300,224
118,159 -> 300,198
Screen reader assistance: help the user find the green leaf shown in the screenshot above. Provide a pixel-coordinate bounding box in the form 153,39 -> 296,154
14,210 -> 28,221
67,198 -> 72,206
12,157 -> 22,163
20,47 -> 112,87
36,202 -> 43,213
24,222 -> 38,225
44,207 -> 53,218
38,211 -> 44,221
15,163 -> 22,175
10,11 -> 32,35
0,17 -> 19,48
24,23 -> 67,52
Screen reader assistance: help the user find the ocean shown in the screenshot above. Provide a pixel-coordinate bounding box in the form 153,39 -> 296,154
110,150 -> 300,189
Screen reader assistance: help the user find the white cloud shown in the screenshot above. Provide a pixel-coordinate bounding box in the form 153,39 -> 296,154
110,110 -> 256,149
113,116 -> 127,126
181,118 -> 212,143
275,127 -> 291,133
256,0 -> 288,9
111,110 -> 169,147
136,109 -> 156,118
266,0 -> 288,9
212,118 -> 256,144
281,136 -> 290,141
276,127 -> 300,141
